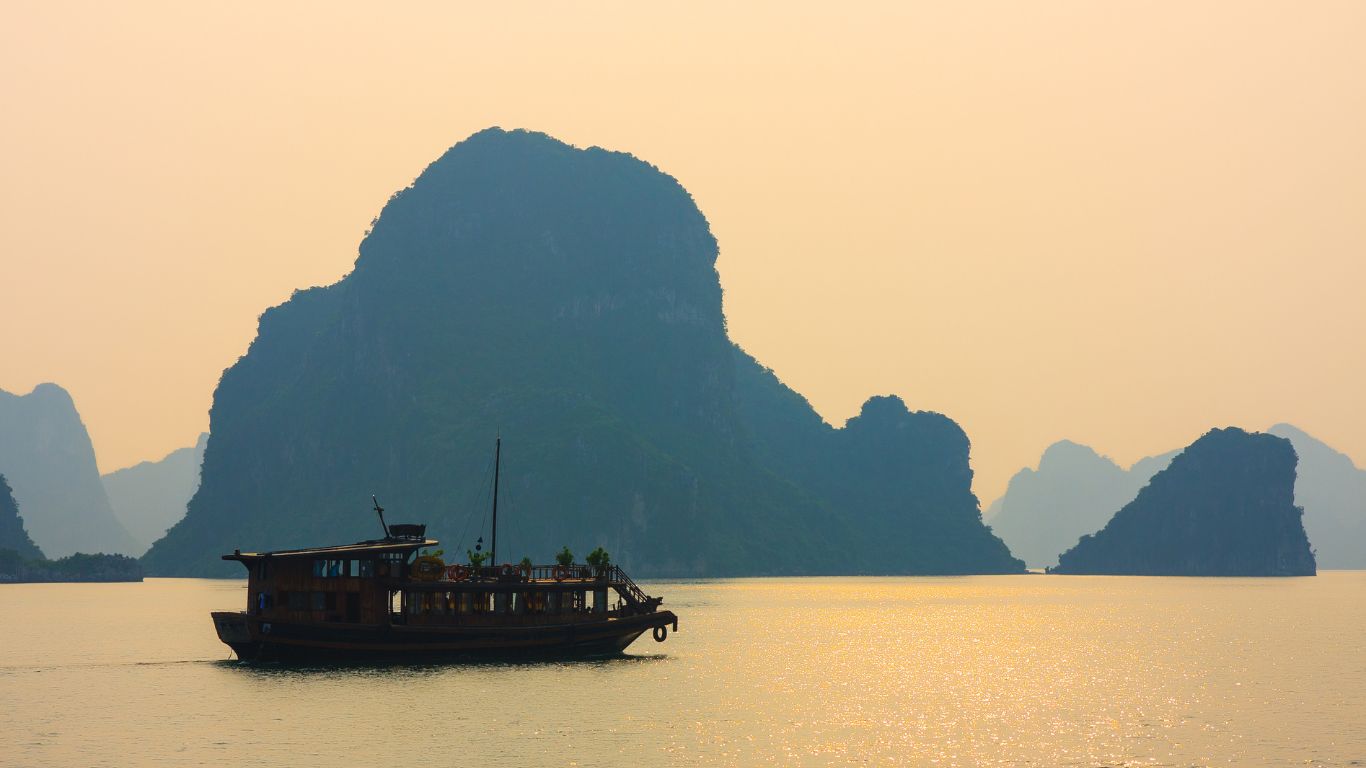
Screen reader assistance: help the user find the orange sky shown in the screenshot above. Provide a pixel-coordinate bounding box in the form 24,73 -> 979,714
2,1 -> 1363,503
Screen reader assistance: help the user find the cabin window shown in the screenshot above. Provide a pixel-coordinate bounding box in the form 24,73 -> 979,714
324,591 -> 338,611
311,592 -> 326,611
358,560 -> 374,577
309,559 -> 357,577
287,591 -> 308,611
311,559 -> 351,577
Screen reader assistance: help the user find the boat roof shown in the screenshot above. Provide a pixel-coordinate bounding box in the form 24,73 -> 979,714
222,537 -> 439,562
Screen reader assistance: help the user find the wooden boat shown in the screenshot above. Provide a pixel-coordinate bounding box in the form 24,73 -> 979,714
211,440 -> 677,662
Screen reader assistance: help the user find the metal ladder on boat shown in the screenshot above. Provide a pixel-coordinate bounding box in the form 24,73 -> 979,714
608,565 -> 653,607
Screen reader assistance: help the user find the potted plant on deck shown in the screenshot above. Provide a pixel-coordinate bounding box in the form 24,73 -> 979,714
467,548 -> 491,572
586,546 -> 611,580
554,547 -> 575,579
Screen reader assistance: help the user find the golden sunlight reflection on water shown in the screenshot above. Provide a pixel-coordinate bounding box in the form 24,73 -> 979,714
1,574 -> 1363,766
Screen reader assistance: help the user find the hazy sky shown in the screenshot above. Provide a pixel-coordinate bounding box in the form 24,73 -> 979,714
2,1 -> 1363,503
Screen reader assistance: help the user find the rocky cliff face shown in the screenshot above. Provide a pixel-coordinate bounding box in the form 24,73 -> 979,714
1267,424 -> 1366,569
0,384 -> 139,557
733,350 -> 1021,573
1051,428 -> 1315,576
103,432 -> 208,553
0,474 -> 44,561
985,441 -> 1175,568
143,128 -> 1022,577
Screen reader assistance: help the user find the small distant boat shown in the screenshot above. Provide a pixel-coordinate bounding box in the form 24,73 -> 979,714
211,439 -> 677,662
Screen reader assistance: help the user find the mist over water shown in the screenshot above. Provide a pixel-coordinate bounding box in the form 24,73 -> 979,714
2,575 -> 1363,766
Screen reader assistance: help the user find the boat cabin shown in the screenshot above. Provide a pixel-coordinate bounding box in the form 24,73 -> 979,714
223,524 -> 663,629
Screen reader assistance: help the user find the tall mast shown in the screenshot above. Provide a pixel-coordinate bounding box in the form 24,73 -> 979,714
491,436 -> 501,566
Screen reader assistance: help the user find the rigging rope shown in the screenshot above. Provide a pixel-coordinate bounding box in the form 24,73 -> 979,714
452,448 -> 495,559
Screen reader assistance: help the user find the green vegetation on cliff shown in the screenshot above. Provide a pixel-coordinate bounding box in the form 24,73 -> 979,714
142,128 -> 1022,577
0,549 -> 143,583
1050,428 -> 1315,576
0,474 -> 44,562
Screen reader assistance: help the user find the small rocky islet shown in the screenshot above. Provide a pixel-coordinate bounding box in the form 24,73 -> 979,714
1049,428 -> 1315,576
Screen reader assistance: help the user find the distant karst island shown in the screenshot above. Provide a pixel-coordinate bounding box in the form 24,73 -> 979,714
142,127 -> 1023,578
985,441 -> 1176,569
1049,428 -> 1316,576
987,424 -> 1363,570
0,384 -> 140,557
0,474 -> 142,583
102,432 -> 208,552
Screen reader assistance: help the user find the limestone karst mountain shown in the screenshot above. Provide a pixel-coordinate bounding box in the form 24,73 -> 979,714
1266,423 -> 1366,568
989,423 -> 1362,569
141,128 -> 1022,577
984,441 -> 1176,568
1050,428 -> 1315,576
732,352 -> 1020,573
103,432 -> 208,553
0,473 -> 44,561
0,384 -> 139,557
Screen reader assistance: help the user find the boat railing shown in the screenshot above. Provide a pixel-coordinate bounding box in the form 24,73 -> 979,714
458,564 -> 597,582
428,564 -> 651,603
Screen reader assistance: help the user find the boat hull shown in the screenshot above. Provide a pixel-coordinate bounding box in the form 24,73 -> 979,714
212,610 -> 677,663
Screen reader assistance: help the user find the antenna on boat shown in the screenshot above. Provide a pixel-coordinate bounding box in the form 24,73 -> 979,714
491,435 -> 501,565
373,495 -> 390,538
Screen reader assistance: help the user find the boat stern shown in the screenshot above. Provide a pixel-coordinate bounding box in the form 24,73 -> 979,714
211,611 -> 260,659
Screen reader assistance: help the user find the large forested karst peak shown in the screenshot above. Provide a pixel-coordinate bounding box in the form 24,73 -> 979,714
143,128 -> 1022,577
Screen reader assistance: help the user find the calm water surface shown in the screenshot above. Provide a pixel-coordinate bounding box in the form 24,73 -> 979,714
1,574 -> 1363,767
